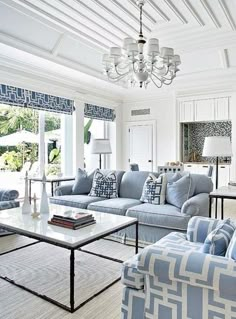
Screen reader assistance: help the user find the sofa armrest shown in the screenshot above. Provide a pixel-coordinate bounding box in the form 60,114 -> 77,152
181,193 -> 209,217
186,216 -> 220,243
137,245 -> 236,294
0,189 -> 19,201
54,183 -> 74,196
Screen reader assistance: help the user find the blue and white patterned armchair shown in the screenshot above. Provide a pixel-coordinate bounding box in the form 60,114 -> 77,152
0,188 -> 19,235
121,216 -> 236,319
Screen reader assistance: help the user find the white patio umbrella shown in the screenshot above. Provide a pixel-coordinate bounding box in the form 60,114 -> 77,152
0,130 -> 38,165
0,129 -> 38,146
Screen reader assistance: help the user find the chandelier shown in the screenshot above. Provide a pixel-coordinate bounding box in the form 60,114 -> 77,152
102,0 -> 181,88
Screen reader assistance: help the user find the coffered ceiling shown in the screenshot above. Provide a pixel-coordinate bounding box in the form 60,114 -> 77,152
0,0 -> 236,99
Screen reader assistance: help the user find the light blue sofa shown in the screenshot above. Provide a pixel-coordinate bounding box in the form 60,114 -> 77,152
50,170 -> 213,244
121,216 -> 236,319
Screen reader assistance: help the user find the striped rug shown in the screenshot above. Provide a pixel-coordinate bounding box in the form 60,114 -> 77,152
0,235 -> 136,319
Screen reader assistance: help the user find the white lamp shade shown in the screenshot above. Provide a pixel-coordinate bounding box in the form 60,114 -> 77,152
91,139 -> 112,154
202,136 -> 232,157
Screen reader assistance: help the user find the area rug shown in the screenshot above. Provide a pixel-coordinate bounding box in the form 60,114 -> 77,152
0,238 -> 132,308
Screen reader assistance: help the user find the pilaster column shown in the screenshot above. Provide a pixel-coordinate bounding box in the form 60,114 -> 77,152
38,111 -> 45,176
61,114 -> 73,176
73,100 -> 84,174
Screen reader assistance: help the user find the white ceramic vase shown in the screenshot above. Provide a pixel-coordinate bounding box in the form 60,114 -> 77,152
40,172 -> 49,215
22,171 -> 31,214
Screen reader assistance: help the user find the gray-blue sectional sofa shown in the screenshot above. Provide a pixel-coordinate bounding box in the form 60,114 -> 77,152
50,170 -> 213,244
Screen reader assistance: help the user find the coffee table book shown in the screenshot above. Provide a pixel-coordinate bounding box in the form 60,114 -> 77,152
48,219 -> 96,230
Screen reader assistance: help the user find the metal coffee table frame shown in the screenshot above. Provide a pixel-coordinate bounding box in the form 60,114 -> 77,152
0,220 -> 138,313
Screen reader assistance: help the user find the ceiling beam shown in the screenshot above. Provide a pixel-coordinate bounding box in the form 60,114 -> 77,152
146,0 -> 170,22
74,0 -> 131,38
58,0 -> 124,44
108,0 -> 152,33
163,0 -> 188,24
200,0 -> 221,28
218,0 -> 236,31
181,0 -> 205,26
2,0 -> 106,54
127,0 -> 156,24
89,0 -> 141,35
39,0 -> 121,47
15,0 -> 110,49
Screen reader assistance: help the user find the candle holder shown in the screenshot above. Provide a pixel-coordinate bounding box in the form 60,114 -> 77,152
31,193 -> 40,218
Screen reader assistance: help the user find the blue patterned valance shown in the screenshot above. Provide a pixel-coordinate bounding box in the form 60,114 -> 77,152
84,103 -> 116,122
0,84 -> 74,114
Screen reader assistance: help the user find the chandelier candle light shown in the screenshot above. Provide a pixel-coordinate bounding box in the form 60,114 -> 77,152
103,0 -> 181,88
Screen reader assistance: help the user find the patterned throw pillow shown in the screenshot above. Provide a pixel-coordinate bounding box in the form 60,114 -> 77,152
89,170 -> 118,199
140,173 -> 167,205
201,219 -> 235,256
225,230 -> 236,260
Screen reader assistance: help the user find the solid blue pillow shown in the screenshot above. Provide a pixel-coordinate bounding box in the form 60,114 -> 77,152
226,230 -> 236,260
166,174 -> 194,209
72,169 -> 94,195
201,219 -> 235,256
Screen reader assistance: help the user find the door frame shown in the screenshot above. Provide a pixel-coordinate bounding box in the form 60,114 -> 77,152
125,120 -> 157,171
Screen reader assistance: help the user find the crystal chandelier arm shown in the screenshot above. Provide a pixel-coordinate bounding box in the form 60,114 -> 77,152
152,64 -> 170,76
150,75 -> 163,88
106,70 -> 130,81
114,64 -> 130,76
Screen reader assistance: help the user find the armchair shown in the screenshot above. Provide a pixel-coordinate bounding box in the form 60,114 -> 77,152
121,217 -> 236,319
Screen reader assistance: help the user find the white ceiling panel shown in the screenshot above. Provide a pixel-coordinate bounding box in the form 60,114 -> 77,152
0,1 -> 61,51
180,49 -> 222,73
58,36 -> 102,71
0,0 -> 235,91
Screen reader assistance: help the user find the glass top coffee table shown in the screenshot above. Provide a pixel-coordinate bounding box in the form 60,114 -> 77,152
0,204 -> 138,313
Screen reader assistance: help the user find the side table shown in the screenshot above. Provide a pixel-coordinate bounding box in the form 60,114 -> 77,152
28,176 -> 75,202
209,186 -> 236,219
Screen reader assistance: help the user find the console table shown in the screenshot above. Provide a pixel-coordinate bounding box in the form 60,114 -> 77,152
28,176 -> 75,201
209,186 -> 236,219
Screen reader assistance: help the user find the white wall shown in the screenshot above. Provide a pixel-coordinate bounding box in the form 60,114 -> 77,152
121,94 -> 176,170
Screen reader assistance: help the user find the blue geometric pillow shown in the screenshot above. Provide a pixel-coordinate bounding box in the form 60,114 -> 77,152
225,230 -> 236,260
89,169 -> 118,199
201,219 -> 235,256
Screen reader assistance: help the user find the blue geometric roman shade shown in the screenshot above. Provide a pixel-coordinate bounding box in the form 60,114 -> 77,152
0,84 -> 74,114
84,103 -> 116,121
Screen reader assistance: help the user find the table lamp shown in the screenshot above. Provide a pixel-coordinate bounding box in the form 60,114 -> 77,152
91,139 -> 112,169
202,136 -> 232,189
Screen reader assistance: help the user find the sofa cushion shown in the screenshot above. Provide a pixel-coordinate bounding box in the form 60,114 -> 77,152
226,230 -> 236,260
127,204 -> 190,231
140,174 -> 167,205
88,198 -> 141,216
89,169 -> 118,199
120,171 -> 159,200
201,219 -> 235,256
50,195 -> 105,209
166,174 -> 194,209
72,169 -> 94,195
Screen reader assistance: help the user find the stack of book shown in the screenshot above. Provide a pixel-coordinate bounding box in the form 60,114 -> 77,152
48,211 -> 96,230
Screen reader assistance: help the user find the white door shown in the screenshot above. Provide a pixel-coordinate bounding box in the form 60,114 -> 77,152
128,124 -> 153,171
